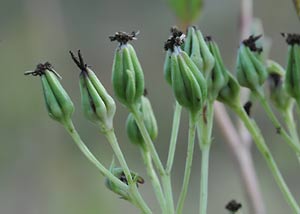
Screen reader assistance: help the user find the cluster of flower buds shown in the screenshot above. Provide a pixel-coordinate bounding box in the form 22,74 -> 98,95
105,159 -> 144,201
267,60 -> 292,112
24,63 -> 74,124
282,33 -> 300,104
70,50 -> 116,132
236,35 -> 268,92
164,27 -> 207,113
110,31 -> 145,107
126,95 -> 158,148
184,26 -> 215,75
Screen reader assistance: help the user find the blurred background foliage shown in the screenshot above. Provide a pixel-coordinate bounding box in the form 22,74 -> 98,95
0,0 -> 299,213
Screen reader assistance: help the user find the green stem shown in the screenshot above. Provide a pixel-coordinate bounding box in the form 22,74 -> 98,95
198,101 -> 214,214
104,129 -> 152,214
166,102 -> 182,173
163,102 -> 182,214
141,149 -> 167,213
233,105 -> 300,214
130,105 -> 165,176
176,112 -> 197,214
254,90 -> 300,154
283,106 -> 300,164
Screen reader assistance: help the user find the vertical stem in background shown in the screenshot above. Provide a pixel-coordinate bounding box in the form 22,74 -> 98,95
176,112 -> 197,214
214,102 -> 265,214
234,106 -> 300,214
198,101 -> 214,214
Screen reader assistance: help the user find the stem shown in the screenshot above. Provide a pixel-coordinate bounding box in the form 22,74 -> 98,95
141,149 -> 167,213
254,90 -> 300,154
176,112 -> 197,214
233,106 -> 300,214
283,106 -> 300,164
104,129 -> 152,214
63,120 -> 127,189
130,105 -> 165,176
198,101 -> 214,214
166,102 -> 182,173
164,102 -> 182,214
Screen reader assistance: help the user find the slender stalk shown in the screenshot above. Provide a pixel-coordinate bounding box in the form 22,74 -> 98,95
130,105 -> 165,175
283,106 -> 300,164
63,120 -> 152,214
176,112 -> 197,214
164,102 -> 182,214
254,90 -> 300,154
198,101 -> 214,214
141,149 -> 167,213
233,105 -> 300,214
104,129 -> 152,213
166,102 -> 182,173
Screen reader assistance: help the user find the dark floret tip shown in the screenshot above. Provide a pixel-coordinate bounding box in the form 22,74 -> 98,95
70,50 -> 89,73
281,33 -> 300,45
205,36 -> 213,42
164,26 -> 185,52
242,35 -> 263,53
109,31 -> 139,45
24,62 -> 61,79
225,200 -> 242,212
269,73 -> 282,87
143,88 -> 148,96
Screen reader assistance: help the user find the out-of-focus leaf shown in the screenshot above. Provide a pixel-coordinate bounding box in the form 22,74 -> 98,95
293,0 -> 300,18
168,0 -> 203,24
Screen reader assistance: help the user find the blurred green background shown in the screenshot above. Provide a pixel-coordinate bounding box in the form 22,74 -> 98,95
0,0 -> 300,213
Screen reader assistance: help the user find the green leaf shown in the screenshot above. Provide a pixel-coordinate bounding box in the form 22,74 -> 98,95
168,0 -> 203,23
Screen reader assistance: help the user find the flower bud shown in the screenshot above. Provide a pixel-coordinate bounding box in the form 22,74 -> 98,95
110,31 -> 144,107
236,35 -> 268,92
164,27 -> 207,113
184,26 -> 215,75
217,72 -> 241,108
126,95 -> 158,147
70,51 -> 116,132
206,37 -> 230,101
267,60 -> 292,111
25,62 -> 74,123
105,159 -> 144,200
282,33 -> 300,103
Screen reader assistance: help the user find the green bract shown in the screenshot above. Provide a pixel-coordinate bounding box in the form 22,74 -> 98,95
236,35 -> 268,92
70,51 -> 116,132
126,96 -> 158,147
283,34 -> 300,103
164,27 -> 207,113
184,26 -> 215,75
110,32 -> 144,107
206,37 -> 230,101
25,62 -> 74,123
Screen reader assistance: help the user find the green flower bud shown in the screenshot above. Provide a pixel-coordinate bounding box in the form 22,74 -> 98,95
184,26 -> 215,75
217,72 -> 241,108
110,31 -> 144,107
282,33 -> 300,103
126,95 -> 158,147
206,37 -> 230,101
70,51 -> 116,132
236,35 -> 268,92
25,62 -> 74,123
164,27 -> 207,113
105,159 -> 144,200
266,60 -> 292,111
